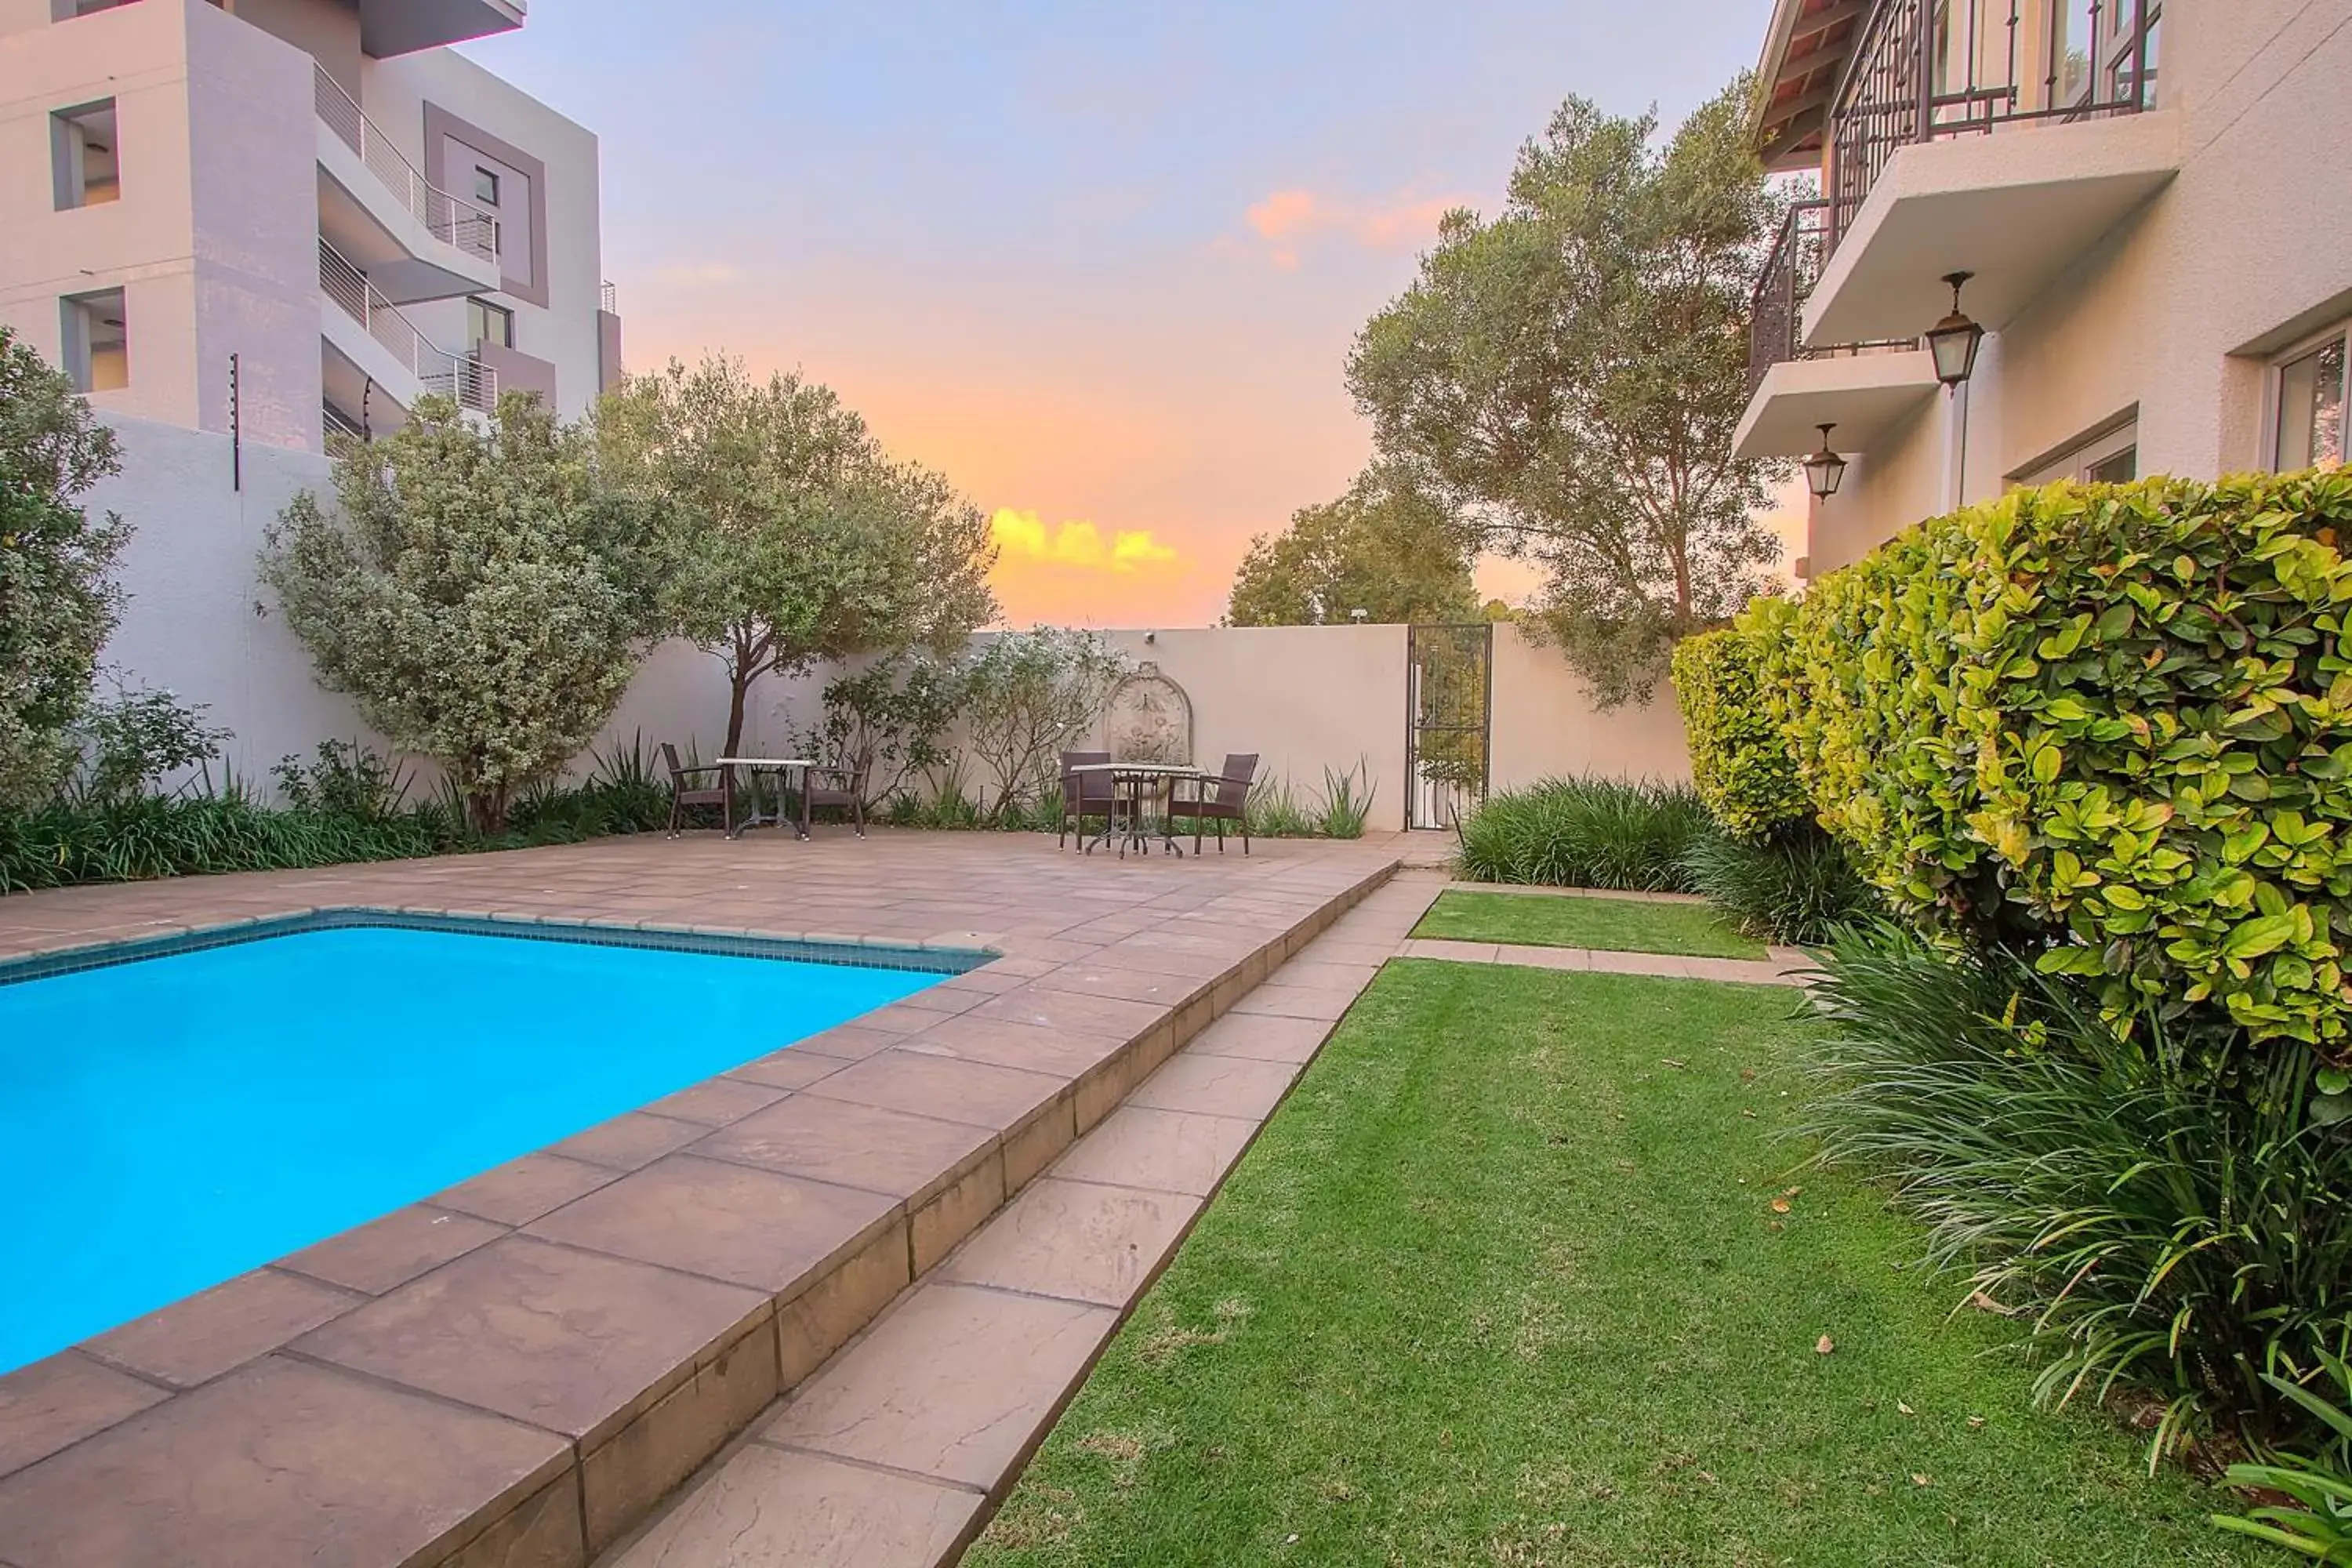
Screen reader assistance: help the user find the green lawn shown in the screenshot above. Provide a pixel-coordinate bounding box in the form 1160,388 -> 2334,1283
1414,888 -> 1768,959
965,963 -> 2258,1568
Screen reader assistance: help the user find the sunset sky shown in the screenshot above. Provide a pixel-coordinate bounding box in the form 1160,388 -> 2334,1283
463,2 -> 1782,626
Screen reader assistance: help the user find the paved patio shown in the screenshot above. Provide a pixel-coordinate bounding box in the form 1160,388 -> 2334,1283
0,829 -> 1404,1568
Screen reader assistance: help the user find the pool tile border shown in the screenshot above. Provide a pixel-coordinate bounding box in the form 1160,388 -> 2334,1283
0,837 -> 1402,1568
0,906 -> 992,988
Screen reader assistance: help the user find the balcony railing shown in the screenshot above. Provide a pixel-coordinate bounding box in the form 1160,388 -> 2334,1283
1748,198 -> 1920,388
599,279 -> 618,314
1827,0 -> 2159,246
319,239 -> 497,412
314,64 -> 499,263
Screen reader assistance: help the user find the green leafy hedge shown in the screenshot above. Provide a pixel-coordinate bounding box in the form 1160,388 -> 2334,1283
1755,470 -> 2352,1047
1671,604 -> 1809,843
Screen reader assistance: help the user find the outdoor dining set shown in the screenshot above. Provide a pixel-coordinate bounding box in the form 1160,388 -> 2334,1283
657,743 -> 1259,858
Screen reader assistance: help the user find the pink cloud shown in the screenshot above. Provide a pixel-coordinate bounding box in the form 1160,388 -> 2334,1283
1229,185 -> 1467,271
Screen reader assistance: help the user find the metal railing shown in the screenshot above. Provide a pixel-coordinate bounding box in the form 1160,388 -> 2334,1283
599,279 -> 618,314
1828,0 -> 2159,246
318,238 -> 497,412
1748,198 -> 1920,387
314,64 -> 500,263
321,401 -> 366,450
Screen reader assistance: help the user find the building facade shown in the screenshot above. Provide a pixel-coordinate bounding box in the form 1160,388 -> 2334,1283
1737,0 -> 2352,576
0,0 -> 621,452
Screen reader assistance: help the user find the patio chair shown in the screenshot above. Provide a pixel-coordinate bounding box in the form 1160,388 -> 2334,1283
662,743 -> 731,837
798,762 -> 869,838
1058,750 -> 1114,849
1171,753 -> 1258,855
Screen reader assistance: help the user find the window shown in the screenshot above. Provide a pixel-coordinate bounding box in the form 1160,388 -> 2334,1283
50,100 -> 118,209
474,165 -> 500,206
2019,419 -> 2138,486
2274,327 -> 2348,473
60,289 -> 128,393
2048,0 -> 2161,111
466,297 -> 514,351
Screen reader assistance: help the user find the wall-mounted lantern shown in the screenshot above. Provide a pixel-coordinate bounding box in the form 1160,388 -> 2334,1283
1802,423 -> 1848,499
1926,270 -> 1985,387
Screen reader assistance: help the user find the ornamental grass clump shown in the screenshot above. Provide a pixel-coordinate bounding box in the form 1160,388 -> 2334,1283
1457,776 -> 1708,890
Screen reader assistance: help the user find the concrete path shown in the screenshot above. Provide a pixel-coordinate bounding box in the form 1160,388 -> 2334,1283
593,872 -> 1454,1568
1398,935 -> 1813,987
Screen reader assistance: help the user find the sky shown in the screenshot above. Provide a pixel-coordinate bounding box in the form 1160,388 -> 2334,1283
462,2 -> 1778,626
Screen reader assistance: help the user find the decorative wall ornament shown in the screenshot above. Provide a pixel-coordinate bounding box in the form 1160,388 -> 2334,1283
1105,662 -> 1193,764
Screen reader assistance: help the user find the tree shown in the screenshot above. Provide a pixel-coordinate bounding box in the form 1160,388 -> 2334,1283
961,626 -> 1131,817
1347,79 -> 1786,706
260,394 -> 662,833
596,356 -> 998,755
0,325 -> 128,808
1227,463 -> 1481,626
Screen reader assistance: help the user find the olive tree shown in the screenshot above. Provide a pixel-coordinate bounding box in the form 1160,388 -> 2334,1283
260,394 -> 662,833
597,356 -> 999,755
0,325 -> 128,808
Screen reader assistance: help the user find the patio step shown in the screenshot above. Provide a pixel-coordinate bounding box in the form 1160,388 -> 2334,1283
590,872 -> 1452,1567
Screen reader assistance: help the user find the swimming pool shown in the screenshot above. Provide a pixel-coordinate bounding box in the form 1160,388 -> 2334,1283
0,913 -> 968,1374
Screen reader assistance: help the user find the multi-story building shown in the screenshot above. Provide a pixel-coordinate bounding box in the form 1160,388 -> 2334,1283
0,0 -> 621,452
1736,0 -> 2352,577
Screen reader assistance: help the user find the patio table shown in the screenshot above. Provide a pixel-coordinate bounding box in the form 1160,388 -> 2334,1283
713,757 -> 817,840
1069,762 -> 1210,858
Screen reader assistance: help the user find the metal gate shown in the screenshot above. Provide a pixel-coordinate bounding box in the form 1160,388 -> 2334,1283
1405,622 -> 1493,830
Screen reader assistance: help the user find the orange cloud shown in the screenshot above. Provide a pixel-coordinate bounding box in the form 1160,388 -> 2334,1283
1225,185 -> 1467,271
989,508 -> 1180,573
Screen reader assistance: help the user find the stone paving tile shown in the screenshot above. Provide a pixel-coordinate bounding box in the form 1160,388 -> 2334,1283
1126,1052 -> 1304,1122
793,1022 -> 917,1062
84,1267 -> 362,1390
1227,982 -> 1361,1022
803,1050 -> 1069,1134
0,1356 -> 576,1568
891,1011 -> 1131,1081
280,1204 -> 509,1296
1046,1105 -> 1261,1199
1185,1011 -> 1333,1065
552,1111 -> 712,1171
1400,937 -> 1500,962
639,1076 -> 793,1129
525,1155 -> 902,1296
434,1152 -> 622,1226
0,1352 -> 168,1483
695,1096 -> 998,1206
1584,949 -> 1697,979
295,1236 -> 770,1447
1270,958 -> 1385,990
605,1444 -> 982,1568
724,1047 -> 851,1092
937,1177 -> 1200,1308
965,986 -> 1168,1040
760,1282 -> 1115,1491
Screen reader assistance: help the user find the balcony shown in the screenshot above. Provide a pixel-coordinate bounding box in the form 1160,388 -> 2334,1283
1737,198 -> 1940,459
1770,0 -> 2180,347
355,0 -> 524,59
314,64 -> 502,304
318,238 -> 496,433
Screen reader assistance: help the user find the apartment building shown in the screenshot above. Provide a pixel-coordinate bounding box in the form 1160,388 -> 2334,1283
0,0 -> 621,452
1736,0 -> 2352,576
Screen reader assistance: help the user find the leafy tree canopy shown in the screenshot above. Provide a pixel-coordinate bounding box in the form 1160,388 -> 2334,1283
596,355 -> 998,753
0,325 -> 126,808
1227,463 -> 1480,626
1348,78 -> 1786,706
260,394 -> 662,833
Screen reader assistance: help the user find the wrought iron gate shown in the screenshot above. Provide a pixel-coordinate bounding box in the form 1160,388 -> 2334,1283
1405,622 -> 1493,830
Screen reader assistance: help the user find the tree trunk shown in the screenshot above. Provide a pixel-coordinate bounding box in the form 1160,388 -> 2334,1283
724,666 -> 751,757
466,786 -> 507,837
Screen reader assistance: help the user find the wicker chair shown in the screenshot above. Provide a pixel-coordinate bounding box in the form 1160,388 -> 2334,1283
1170,753 -> 1258,855
661,743 -> 731,837
799,763 -> 869,837
1058,750 -> 1115,848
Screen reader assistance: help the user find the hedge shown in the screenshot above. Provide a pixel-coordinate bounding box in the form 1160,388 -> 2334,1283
1671,603 -> 1809,843
1753,469 -> 2352,1047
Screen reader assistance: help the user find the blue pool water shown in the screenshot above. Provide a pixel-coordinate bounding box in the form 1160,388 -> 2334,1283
0,922 -> 948,1373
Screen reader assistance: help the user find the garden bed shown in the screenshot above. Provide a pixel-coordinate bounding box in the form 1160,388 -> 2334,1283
967,962 -> 2256,1566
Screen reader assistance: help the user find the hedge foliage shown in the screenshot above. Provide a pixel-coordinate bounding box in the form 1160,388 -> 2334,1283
1671,604 -> 1809,843
1748,470 -> 2352,1047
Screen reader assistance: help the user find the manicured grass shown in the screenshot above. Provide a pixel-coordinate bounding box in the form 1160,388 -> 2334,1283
1412,887 -> 1768,959
966,963 -> 2258,1568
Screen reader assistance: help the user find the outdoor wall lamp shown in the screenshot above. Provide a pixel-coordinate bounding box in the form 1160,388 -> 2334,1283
1926,271 -> 1985,387
1802,423 -> 1848,499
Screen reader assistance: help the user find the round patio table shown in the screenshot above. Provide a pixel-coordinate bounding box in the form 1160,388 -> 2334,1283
1068,762 -> 1210,858
713,757 -> 816,839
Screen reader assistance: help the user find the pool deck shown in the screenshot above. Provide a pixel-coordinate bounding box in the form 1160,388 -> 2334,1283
0,829 -> 1404,1568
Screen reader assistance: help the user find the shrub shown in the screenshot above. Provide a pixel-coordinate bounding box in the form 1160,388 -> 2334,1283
71,686 -> 230,804
1762,470 -> 2352,1048
1805,924 -> 2352,1462
1244,775 -> 1317,838
1671,607 -> 1809,842
961,627 -> 1131,817
1316,760 -> 1375,839
1681,829 -> 1877,946
1457,776 -> 1708,891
